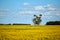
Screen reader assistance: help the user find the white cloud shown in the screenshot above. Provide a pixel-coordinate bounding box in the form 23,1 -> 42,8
33,4 -> 60,19
0,13 -> 3,16
42,4 -> 60,17
19,10 -> 38,14
18,8 -> 38,14
43,15 -> 53,19
23,2 -> 30,6
44,4 -> 56,11
47,7 -> 56,11
0,9 -> 10,12
14,4 -> 60,17
19,8 -> 34,11
34,4 -> 56,11
34,6 -> 44,10
56,13 -> 60,16
50,11 -> 60,16
46,16 -> 52,18
43,8 -> 60,18
0,9 -> 10,16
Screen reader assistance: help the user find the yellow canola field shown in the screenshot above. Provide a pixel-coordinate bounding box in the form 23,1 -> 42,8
0,25 -> 60,40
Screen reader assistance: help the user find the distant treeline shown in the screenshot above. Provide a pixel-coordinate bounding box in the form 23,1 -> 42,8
0,23 -> 31,25
46,21 -> 60,25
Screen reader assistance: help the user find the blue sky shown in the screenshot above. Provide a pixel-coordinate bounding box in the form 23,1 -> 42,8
0,0 -> 60,25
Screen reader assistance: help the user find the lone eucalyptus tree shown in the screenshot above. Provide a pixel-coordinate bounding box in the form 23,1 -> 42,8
33,14 -> 42,25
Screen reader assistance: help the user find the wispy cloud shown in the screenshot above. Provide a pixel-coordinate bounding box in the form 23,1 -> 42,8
17,4 -> 60,17
33,4 -> 60,19
0,9 -> 10,12
18,7 -> 38,14
23,2 -> 30,6
34,4 -> 56,11
18,10 -> 38,14
34,6 -> 44,10
0,9 -> 10,16
44,4 -> 56,11
0,9 -> 15,16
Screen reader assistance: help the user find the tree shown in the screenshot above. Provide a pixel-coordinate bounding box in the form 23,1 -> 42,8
46,21 -> 60,25
33,14 -> 42,25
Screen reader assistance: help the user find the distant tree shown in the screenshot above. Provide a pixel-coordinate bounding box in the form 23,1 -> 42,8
13,23 -> 31,25
0,23 -> 4,25
46,21 -> 60,25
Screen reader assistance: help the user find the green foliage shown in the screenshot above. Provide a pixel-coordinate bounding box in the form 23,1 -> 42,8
46,21 -> 60,25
